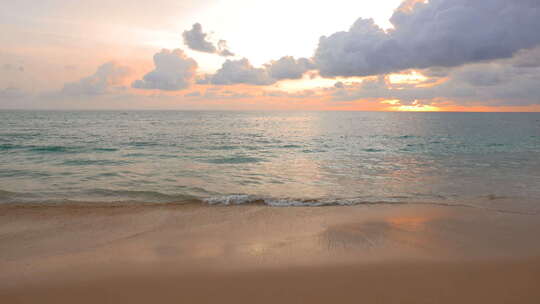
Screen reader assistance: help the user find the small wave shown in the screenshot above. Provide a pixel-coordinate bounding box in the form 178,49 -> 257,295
362,148 -> 385,153
0,132 -> 41,139
61,159 -> 130,166
30,145 -> 78,153
485,194 -> 512,201
124,153 -> 152,158
127,141 -> 159,147
205,194 -> 256,205
0,169 -> 51,178
2,189 -> 536,215
83,189 -> 197,203
203,195 -> 400,207
1,144 -> 83,153
205,145 -> 239,151
204,156 -> 264,164
302,149 -> 327,153
1,191 -> 401,207
398,135 -> 418,139
0,144 -> 25,151
94,147 -> 118,152
201,195 -> 539,215
280,144 -> 302,149
0,189 -> 17,199
0,189 -> 197,204
486,143 -> 505,147
0,189 -> 42,202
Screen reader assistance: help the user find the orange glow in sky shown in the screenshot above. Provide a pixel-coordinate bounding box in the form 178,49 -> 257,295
1,0 -> 539,112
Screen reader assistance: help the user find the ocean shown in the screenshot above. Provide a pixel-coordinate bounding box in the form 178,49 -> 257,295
1,111 -> 539,212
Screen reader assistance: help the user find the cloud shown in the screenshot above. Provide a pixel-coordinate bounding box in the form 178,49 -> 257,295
0,87 -> 26,100
201,56 -> 313,86
396,0 -> 427,13
315,0 -> 540,77
2,64 -> 24,72
183,23 -> 234,57
202,89 -> 254,99
511,47 -> 540,68
132,49 -> 198,91
184,91 -> 201,97
334,81 -> 345,89
182,23 -> 216,53
62,62 -> 131,96
204,58 -> 274,85
265,56 -> 315,80
217,40 -> 234,57
331,47 -> 540,106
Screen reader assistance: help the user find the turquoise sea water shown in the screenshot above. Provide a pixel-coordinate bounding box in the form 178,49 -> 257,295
1,111 -> 539,212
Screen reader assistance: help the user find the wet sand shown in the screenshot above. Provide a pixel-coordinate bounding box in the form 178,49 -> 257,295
1,203 -> 540,303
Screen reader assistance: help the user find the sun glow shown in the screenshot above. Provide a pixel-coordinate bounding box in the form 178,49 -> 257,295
387,71 -> 428,85
387,100 -> 440,112
395,105 -> 440,112
272,75 -> 366,92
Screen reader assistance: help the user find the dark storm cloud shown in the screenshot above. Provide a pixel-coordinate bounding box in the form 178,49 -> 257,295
315,0 -> 540,77
182,23 -> 234,57
132,49 -> 198,91
62,62 -> 131,96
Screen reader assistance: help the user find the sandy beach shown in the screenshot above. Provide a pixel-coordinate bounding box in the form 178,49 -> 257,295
1,202 -> 540,303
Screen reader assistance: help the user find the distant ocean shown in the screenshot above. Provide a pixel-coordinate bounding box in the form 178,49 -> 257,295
1,111 -> 539,213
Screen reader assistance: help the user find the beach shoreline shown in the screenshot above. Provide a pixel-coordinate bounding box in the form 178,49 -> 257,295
1,203 -> 540,303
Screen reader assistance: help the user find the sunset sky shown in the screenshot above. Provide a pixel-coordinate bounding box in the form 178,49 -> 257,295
1,0 -> 540,111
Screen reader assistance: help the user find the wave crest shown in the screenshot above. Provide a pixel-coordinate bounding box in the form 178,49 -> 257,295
203,195 -> 394,207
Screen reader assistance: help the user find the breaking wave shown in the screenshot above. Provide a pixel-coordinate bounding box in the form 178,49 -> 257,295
204,194 -> 405,207
0,190 -> 537,215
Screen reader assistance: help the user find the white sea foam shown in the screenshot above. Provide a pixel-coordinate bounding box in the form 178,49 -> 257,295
203,195 -> 374,207
204,195 -> 255,205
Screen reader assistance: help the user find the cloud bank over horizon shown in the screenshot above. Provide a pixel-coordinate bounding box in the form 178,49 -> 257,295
315,0 -> 540,77
331,46 -> 540,107
2,0 -> 540,110
62,62 -> 132,96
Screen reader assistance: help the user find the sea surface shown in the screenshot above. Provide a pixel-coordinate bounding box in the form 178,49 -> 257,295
1,111 -> 539,212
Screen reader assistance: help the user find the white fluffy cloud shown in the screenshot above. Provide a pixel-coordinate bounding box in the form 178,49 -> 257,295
315,0 -> 540,77
182,23 -> 234,57
132,49 -> 198,91
62,62 -> 131,95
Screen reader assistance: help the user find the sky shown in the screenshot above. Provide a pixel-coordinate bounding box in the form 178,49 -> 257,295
1,0 -> 540,111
